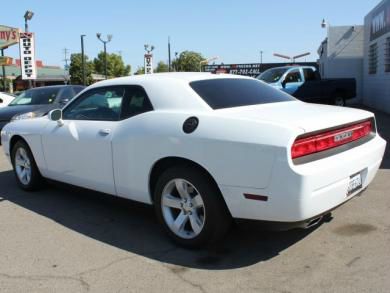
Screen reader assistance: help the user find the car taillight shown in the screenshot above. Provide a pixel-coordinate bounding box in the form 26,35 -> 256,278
291,120 -> 372,159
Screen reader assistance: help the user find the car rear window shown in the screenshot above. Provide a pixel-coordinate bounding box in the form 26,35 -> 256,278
190,78 -> 295,110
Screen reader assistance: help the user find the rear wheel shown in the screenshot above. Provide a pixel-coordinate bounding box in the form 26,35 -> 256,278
154,166 -> 231,248
11,140 -> 43,191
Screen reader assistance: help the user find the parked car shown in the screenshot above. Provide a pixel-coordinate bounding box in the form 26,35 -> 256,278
0,92 -> 16,107
0,85 -> 85,143
0,73 -> 385,248
257,66 -> 356,106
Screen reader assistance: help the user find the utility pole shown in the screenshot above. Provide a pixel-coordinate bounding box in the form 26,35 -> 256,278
168,36 -> 171,72
63,48 -> 70,69
1,48 -> 6,91
81,35 -> 86,85
96,33 -> 112,79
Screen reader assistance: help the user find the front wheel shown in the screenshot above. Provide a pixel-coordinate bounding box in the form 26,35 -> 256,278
11,140 -> 43,191
154,166 -> 231,248
333,96 -> 346,107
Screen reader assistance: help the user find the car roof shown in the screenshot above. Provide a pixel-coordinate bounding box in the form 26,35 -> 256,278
89,72 -> 250,88
83,73 -> 252,112
26,85 -> 83,91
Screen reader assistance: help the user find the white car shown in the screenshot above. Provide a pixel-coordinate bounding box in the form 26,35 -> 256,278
0,92 -> 15,107
0,73 -> 386,247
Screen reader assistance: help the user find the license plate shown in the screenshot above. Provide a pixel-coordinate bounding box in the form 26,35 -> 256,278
347,172 -> 362,196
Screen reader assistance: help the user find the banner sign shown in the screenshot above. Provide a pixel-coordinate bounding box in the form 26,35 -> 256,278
144,54 -> 153,74
0,25 -> 20,49
19,32 -> 37,80
370,0 -> 390,41
0,56 -> 13,66
203,62 -> 319,77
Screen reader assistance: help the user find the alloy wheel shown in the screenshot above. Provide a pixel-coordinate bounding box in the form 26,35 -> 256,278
161,178 -> 206,239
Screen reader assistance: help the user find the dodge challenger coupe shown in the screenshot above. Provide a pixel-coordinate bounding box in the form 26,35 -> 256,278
0,73 -> 386,247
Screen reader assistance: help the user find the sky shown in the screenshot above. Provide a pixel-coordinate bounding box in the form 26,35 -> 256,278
0,0 -> 381,73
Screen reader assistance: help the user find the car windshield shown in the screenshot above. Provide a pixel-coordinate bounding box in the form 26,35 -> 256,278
9,87 -> 60,106
258,68 -> 288,83
190,78 -> 295,110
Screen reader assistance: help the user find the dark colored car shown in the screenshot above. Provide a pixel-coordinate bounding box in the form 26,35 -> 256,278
257,66 -> 356,106
0,85 -> 85,144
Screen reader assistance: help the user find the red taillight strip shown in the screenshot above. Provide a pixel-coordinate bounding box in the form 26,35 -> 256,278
291,120 -> 372,159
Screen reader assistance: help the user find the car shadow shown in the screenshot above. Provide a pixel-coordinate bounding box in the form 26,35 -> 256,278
0,170 -> 320,270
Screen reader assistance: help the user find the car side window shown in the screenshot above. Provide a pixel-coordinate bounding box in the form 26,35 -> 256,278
303,68 -> 317,81
63,87 -> 125,121
0,98 -> 3,103
121,86 -> 153,119
285,70 -> 302,83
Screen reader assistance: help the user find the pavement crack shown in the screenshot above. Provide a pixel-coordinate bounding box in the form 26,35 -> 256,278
75,256 -> 136,277
165,265 -> 207,293
0,272 -> 90,292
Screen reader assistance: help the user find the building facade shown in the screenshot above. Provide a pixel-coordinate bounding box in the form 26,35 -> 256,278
363,0 -> 390,113
318,25 -> 365,102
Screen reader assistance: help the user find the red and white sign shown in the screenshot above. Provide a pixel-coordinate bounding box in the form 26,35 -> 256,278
144,54 -> 153,74
0,25 -> 20,49
19,32 -> 37,80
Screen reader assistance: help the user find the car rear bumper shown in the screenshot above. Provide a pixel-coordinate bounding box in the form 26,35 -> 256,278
220,134 -> 386,223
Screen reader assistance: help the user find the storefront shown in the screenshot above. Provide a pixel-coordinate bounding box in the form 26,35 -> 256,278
363,0 -> 390,113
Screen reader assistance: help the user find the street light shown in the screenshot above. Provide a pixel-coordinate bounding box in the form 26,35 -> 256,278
24,10 -> 34,32
80,35 -> 86,85
96,33 -> 112,79
144,44 -> 155,54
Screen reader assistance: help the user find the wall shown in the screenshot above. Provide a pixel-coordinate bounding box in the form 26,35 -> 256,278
363,0 -> 390,114
318,26 -> 364,102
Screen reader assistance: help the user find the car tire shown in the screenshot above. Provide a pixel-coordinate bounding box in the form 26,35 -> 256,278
154,166 -> 232,248
334,96 -> 346,107
11,140 -> 44,191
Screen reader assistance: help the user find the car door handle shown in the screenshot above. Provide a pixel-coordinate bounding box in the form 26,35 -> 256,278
99,129 -> 111,136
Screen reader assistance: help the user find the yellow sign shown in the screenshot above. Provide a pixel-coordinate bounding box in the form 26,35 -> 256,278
0,56 -> 13,66
0,25 -> 20,49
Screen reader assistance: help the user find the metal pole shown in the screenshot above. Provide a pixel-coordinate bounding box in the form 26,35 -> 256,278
1,49 -> 6,91
104,42 -> 107,79
168,37 -> 171,72
81,35 -> 86,85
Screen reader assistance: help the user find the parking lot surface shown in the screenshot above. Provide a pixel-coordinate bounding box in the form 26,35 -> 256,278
0,107 -> 389,293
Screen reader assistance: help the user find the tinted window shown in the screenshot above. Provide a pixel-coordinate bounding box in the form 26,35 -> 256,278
9,87 -> 61,106
190,78 -> 295,110
72,86 -> 85,95
63,87 -> 125,121
258,68 -> 288,83
58,87 -> 74,102
285,70 -> 302,83
303,68 -> 317,81
121,86 -> 153,119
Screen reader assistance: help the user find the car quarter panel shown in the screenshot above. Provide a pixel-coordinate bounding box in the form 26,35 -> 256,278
1,117 -> 49,173
111,110 -> 302,204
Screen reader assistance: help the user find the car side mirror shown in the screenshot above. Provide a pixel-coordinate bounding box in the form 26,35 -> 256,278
281,80 -> 287,88
48,109 -> 64,126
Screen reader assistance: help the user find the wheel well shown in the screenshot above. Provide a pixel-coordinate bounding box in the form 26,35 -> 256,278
149,157 -> 220,203
9,135 -> 27,154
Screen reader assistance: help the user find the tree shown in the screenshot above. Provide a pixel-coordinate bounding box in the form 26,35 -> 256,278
172,51 -> 204,72
69,53 -> 94,85
134,66 -> 145,75
155,61 -> 169,73
93,52 -> 131,78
